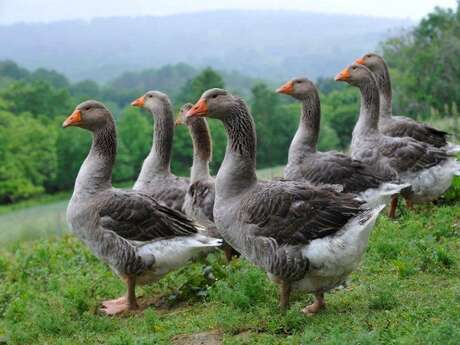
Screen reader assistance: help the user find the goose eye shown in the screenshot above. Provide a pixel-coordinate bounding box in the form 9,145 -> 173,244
85,107 -> 90,111
212,94 -> 218,99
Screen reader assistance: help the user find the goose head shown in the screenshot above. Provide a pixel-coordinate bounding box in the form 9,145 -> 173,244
355,52 -> 385,72
131,90 -> 172,119
335,63 -> 375,87
276,77 -> 316,101
175,103 -> 194,126
62,100 -> 112,131
185,88 -> 237,120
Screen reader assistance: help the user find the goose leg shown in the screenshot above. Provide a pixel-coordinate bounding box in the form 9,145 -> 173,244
388,194 -> 398,219
223,242 -> 236,263
302,292 -> 325,316
127,275 -> 139,311
279,280 -> 291,312
100,276 -> 138,315
405,198 -> 414,210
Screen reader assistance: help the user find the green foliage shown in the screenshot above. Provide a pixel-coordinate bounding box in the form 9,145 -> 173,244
0,110 -> 57,202
113,108 -> 152,182
251,83 -> 291,169
0,80 -> 72,118
69,79 -> 101,101
381,3 -> 460,122
29,68 -> 70,89
52,122 -> 91,191
2,199 -> 460,344
178,67 -> 225,104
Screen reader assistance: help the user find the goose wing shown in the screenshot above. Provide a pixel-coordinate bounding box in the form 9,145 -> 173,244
186,179 -> 215,222
98,189 -> 198,241
383,116 -> 448,148
301,152 -> 384,193
239,180 -> 364,245
380,136 -> 449,173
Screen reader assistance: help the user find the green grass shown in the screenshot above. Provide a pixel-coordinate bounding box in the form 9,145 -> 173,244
0,181 -> 134,216
1,196 -> 460,344
256,166 -> 284,180
0,170 -> 285,246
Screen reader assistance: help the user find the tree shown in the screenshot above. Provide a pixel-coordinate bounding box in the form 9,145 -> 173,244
381,3 -> 460,116
0,80 -> 73,118
113,107 -> 152,182
29,68 -> 70,89
0,110 -> 57,202
53,120 -> 91,191
250,83 -> 304,168
178,67 -> 225,104
69,80 -> 100,101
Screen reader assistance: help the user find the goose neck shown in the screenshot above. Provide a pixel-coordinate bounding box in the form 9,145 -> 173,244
137,104 -> 174,183
189,118 -> 212,182
353,76 -> 380,138
375,63 -> 392,118
216,99 -> 257,199
74,121 -> 116,196
289,92 -> 320,160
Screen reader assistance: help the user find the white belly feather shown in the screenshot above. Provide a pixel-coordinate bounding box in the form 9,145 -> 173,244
290,205 -> 384,293
400,158 -> 460,202
135,234 -> 221,284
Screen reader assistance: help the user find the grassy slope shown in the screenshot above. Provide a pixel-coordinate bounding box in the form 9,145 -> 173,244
1,182 -> 460,344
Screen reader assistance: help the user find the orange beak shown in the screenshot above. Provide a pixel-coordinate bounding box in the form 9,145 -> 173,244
186,99 -> 208,117
355,57 -> 365,65
131,96 -> 145,107
276,81 -> 294,94
335,67 -> 351,81
62,109 -> 82,128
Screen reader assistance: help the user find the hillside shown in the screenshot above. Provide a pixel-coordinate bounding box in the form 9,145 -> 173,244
1,197 -> 460,344
0,10 -> 410,82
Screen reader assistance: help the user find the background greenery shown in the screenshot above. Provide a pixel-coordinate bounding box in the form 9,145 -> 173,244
0,4 -> 460,205
1,4 -> 460,345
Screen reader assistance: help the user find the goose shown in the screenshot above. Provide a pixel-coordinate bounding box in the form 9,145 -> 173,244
176,103 -> 239,262
276,78 -> 409,209
63,100 -> 221,315
356,53 -> 460,153
186,88 -> 385,315
335,63 -> 460,207
131,91 -> 189,211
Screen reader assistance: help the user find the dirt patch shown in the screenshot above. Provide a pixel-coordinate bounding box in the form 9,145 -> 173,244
172,330 -> 222,345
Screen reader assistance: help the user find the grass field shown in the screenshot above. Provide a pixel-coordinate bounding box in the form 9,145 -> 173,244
1,176 -> 460,344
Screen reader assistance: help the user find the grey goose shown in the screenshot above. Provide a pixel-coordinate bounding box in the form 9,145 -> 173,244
131,91 -> 189,211
335,64 -> 460,208
63,101 -> 221,315
176,103 -> 239,262
186,88 -> 385,315
276,77 -> 409,210
356,52 -> 460,153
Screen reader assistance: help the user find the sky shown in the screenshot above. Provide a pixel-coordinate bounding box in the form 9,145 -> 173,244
0,0 -> 457,25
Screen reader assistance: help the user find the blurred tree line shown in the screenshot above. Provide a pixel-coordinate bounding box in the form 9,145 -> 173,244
0,61 -> 352,203
2,2 -> 460,203
381,2 -> 460,121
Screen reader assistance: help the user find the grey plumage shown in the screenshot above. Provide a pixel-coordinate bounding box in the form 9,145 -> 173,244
340,64 -> 449,181
178,104 -> 239,258
64,100 -> 221,314
357,53 -> 449,148
337,63 -> 459,204
187,88 -> 384,312
133,91 -> 189,211
279,77 -> 388,193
